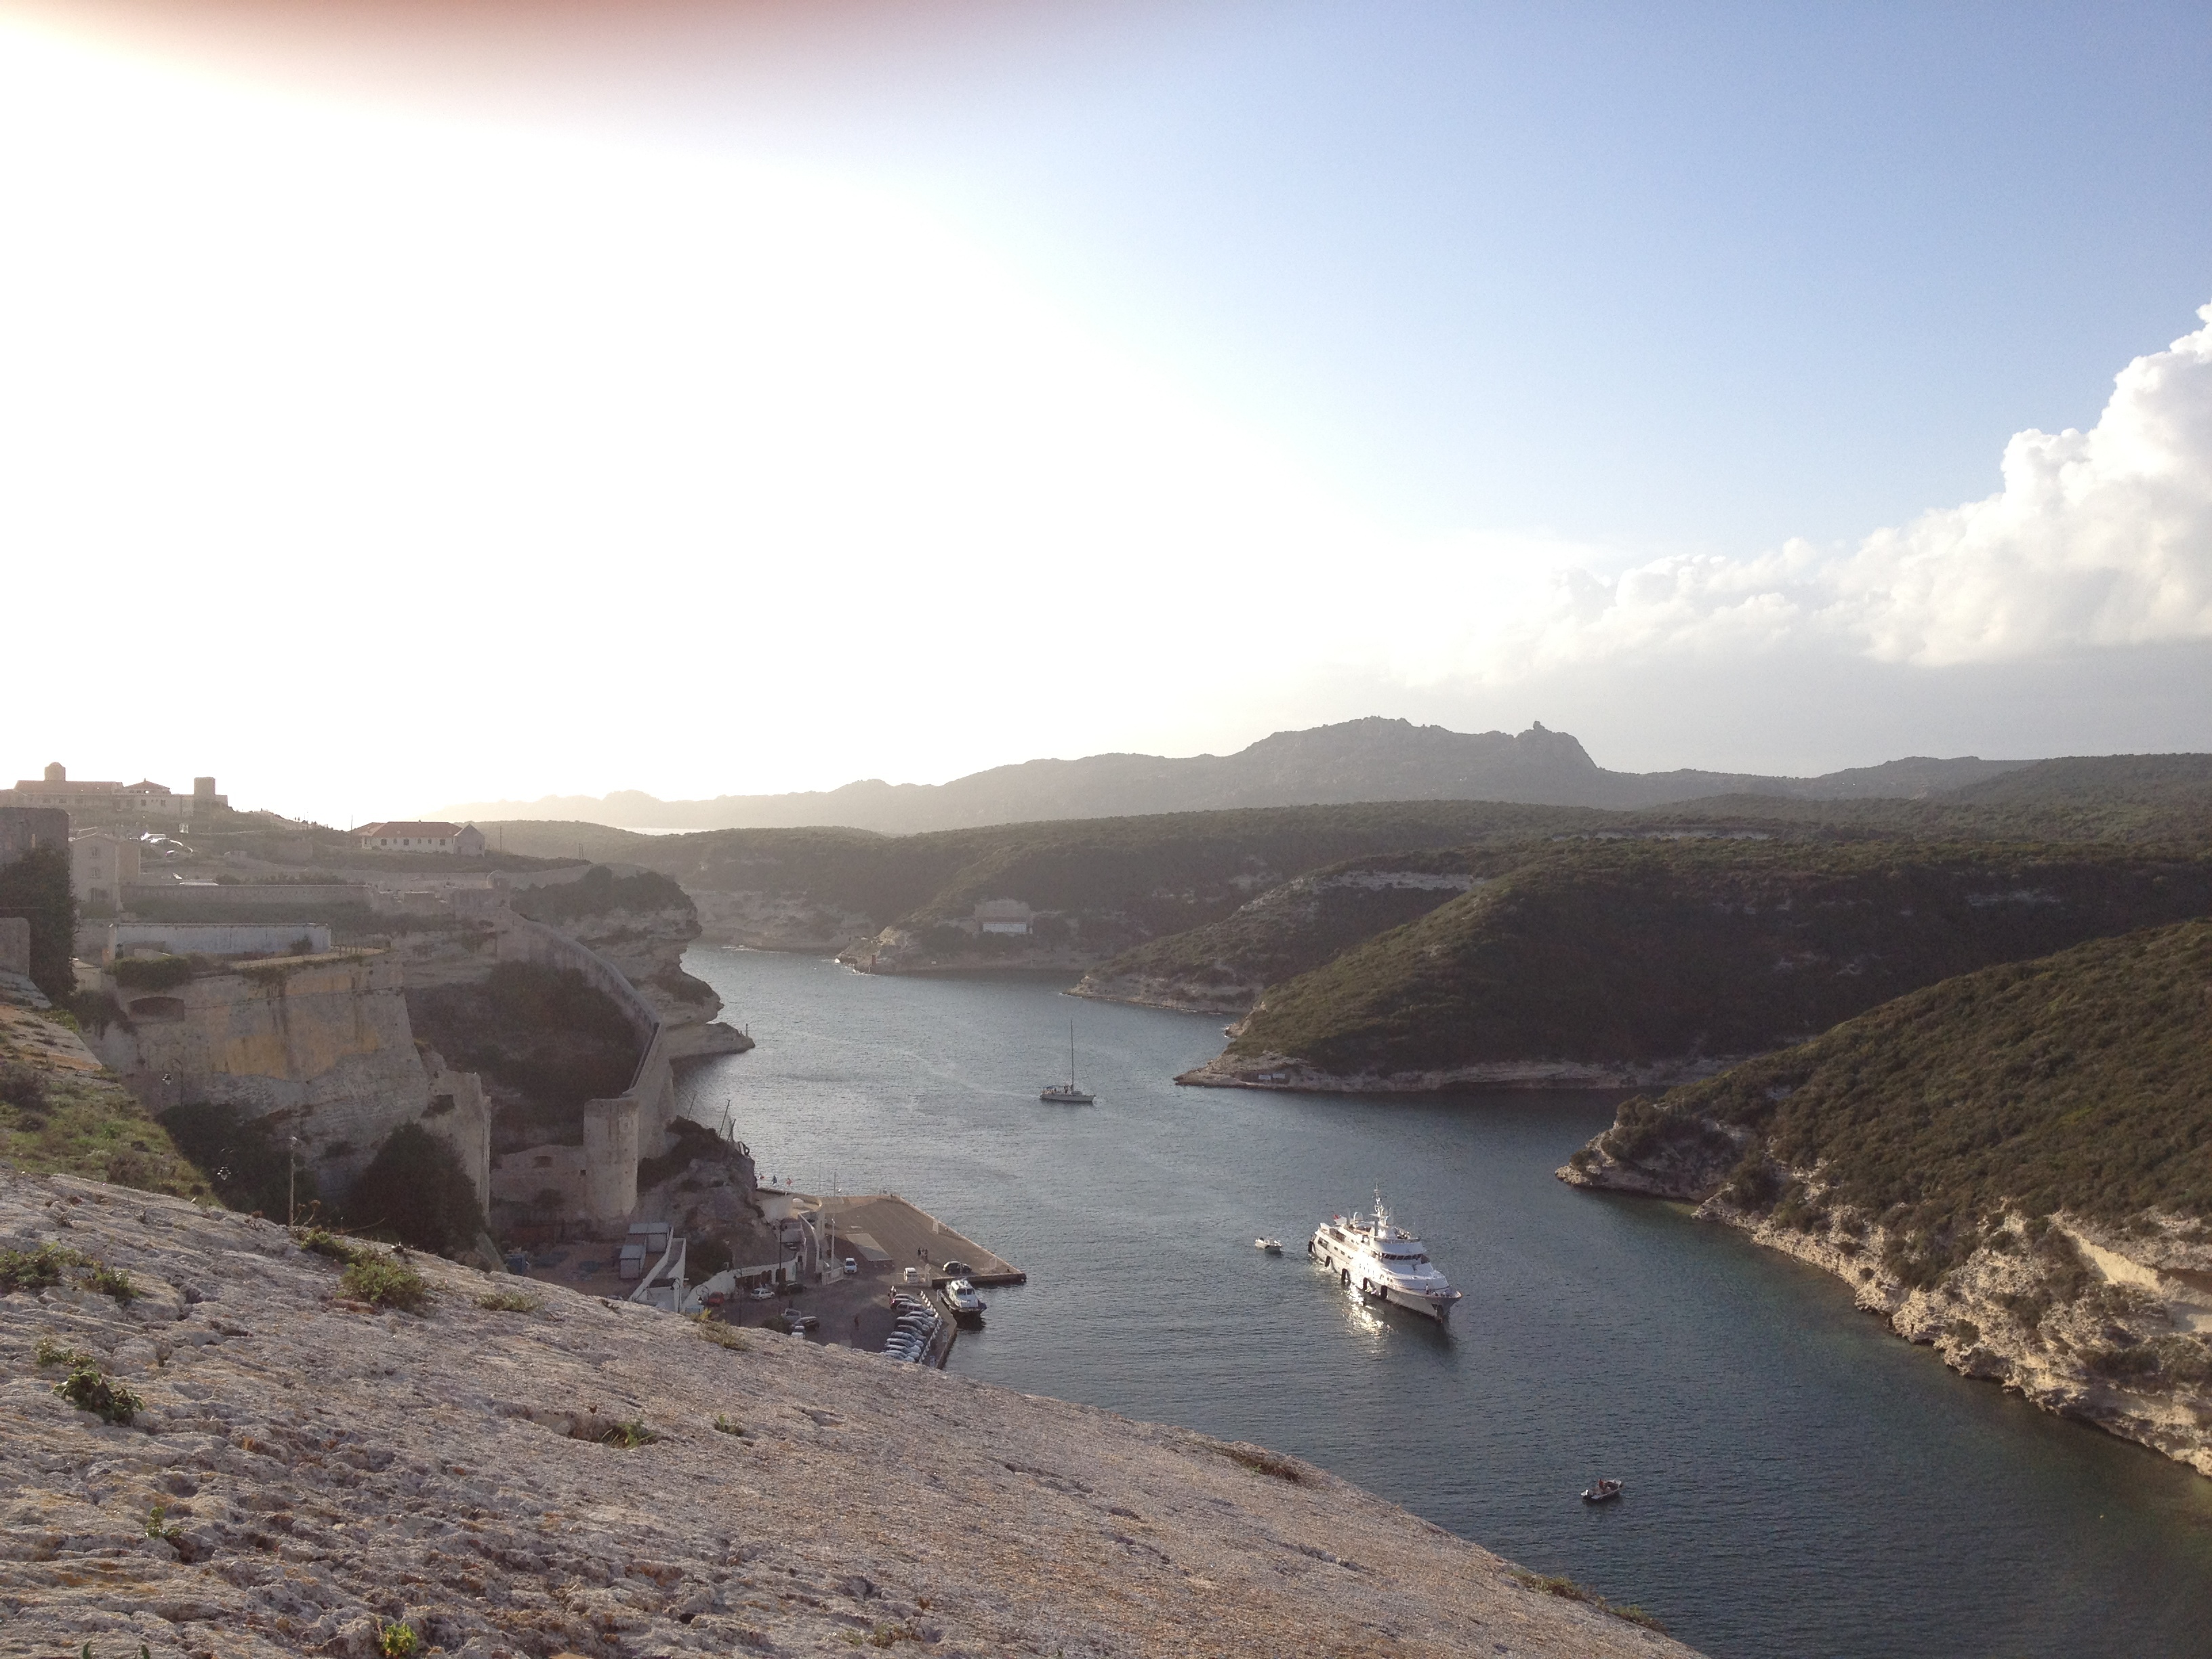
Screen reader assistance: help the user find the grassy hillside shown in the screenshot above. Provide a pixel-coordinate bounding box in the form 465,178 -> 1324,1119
1077,845 -> 1538,1008
1575,918 -> 2212,1283
0,997 -> 213,1202
1223,841 -> 2212,1079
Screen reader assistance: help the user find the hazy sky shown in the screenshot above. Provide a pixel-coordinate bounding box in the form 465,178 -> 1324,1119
3,1 -> 2209,825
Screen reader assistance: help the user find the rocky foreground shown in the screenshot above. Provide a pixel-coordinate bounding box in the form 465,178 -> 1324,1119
0,1172 -> 1694,1659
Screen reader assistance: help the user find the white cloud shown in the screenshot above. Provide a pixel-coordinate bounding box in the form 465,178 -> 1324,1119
1415,306 -> 2212,682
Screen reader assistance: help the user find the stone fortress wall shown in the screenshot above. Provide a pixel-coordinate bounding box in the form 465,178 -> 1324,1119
89,949 -> 442,1202
483,912 -> 675,1225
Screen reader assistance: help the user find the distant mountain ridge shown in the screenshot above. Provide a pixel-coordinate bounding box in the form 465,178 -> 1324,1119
438,717 -> 2036,834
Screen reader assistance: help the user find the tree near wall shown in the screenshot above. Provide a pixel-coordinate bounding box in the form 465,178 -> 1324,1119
0,845 -> 77,1002
346,1124 -> 485,1254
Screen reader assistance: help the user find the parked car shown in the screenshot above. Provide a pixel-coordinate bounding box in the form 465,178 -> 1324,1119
940,1260 -> 973,1276
750,1284 -> 777,1300
903,1267 -> 921,1284
842,1257 -> 859,1276
777,1309 -> 819,1334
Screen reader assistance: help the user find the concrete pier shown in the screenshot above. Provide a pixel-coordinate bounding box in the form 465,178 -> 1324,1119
804,1192 -> 1026,1288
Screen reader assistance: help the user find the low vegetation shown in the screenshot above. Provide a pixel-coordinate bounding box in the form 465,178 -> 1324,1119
692,1313 -> 748,1353
155,1100 -> 302,1214
0,1060 -> 213,1202
110,954 -> 201,991
1225,840 -> 2211,1078
0,1241 -> 77,1293
294,1227 -> 363,1264
52,1361 -> 142,1425
0,842 -> 77,1000
346,1124 -> 485,1254
83,1259 -> 137,1303
340,1250 -> 431,1312
511,863 -> 691,923
34,1336 -> 91,1368
1511,1570 -> 1668,1633
1584,919 -> 2212,1284
476,1286 -> 541,1312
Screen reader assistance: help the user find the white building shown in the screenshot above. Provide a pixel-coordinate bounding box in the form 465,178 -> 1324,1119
973,899 -> 1036,935
356,821 -> 489,856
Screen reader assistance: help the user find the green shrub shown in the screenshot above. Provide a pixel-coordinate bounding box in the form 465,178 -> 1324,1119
112,954 -> 197,991
33,1336 -> 89,1368
691,1314 -> 747,1353
376,1620 -> 419,1659
294,1228 -> 362,1265
340,1252 -> 430,1312
511,863 -> 689,923
0,843 -> 76,1002
475,1288 -> 541,1313
601,1416 -> 659,1448
144,1500 -> 184,1543
344,1124 -> 484,1255
0,1061 -> 50,1113
158,1102 -> 317,1219
0,1242 -> 77,1294
53,1363 -> 142,1424
83,1261 -> 138,1304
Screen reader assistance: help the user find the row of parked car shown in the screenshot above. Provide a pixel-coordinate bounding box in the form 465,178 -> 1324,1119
882,1292 -> 941,1364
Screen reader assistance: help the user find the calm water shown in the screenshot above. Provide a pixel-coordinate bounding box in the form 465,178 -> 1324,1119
677,947 -> 2212,1659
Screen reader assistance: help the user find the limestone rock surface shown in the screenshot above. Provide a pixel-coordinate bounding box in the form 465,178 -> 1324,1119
1561,1129 -> 2212,1477
0,1171 -> 1698,1659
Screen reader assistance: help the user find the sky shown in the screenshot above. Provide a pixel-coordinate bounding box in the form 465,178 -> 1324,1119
2,0 -> 2208,826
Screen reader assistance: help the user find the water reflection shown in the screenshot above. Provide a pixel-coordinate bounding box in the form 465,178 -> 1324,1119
677,947 -> 2212,1659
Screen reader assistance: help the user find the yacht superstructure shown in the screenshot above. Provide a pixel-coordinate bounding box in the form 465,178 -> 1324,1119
1308,1194 -> 1462,1323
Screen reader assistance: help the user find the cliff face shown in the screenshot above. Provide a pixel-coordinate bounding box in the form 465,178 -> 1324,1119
0,1171 -> 1701,1659
1559,920 -> 2212,1476
512,869 -> 749,1060
88,952 -> 432,1198
1563,1137 -> 2212,1475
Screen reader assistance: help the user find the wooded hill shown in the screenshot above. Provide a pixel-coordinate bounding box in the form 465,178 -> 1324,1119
481,754 -> 2212,970
1195,842 -> 2212,1086
1568,918 -> 2212,1277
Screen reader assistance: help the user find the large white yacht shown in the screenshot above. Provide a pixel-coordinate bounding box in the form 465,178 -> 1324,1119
1308,1194 -> 1463,1324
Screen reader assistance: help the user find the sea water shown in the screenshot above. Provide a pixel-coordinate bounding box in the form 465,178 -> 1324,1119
676,947 -> 2212,1659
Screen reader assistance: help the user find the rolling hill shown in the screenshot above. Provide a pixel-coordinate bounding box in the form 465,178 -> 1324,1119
1181,841 -> 2212,1089
441,717 -> 2036,834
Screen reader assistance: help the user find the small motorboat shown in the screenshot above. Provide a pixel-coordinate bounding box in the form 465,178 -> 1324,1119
1255,1237 -> 1284,1254
1580,1478 -> 1624,1504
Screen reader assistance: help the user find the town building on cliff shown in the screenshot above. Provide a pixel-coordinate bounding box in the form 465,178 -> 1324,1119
356,820 -> 488,855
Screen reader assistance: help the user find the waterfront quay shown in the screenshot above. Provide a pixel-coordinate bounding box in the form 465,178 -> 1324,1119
801,1191 -> 1027,1288
709,1190 -> 1021,1365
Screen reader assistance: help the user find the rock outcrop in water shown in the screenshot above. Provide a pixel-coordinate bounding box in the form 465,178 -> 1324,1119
0,1171 -> 1697,1658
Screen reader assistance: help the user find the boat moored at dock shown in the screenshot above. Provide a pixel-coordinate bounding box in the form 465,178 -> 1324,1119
1308,1194 -> 1463,1324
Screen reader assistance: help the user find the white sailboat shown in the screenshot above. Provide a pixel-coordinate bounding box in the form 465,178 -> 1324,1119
1040,1019 -> 1094,1104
